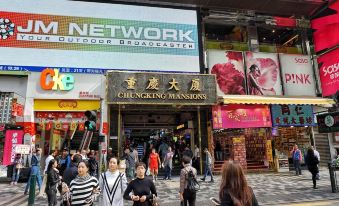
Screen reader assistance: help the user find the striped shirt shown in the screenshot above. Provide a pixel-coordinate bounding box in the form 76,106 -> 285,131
70,175 -> 99,206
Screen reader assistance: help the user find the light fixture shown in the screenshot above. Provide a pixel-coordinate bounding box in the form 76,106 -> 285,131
272,29 -> 276,33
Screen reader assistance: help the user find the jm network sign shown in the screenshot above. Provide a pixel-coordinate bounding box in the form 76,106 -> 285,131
0,0 -> 200,72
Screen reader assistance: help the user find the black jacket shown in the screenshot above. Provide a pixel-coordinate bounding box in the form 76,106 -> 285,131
63,163 -> 78,186
306,154 -> 319,174
220,187 -> 259,206
46,169 -> 60,191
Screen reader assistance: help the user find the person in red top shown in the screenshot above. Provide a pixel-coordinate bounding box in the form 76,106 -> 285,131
148,148 -> 161,181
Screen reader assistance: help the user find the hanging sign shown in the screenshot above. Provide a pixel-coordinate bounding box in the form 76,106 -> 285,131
271,105 -> 315,126
212,104 -> 272,129
317,112 -> 339,133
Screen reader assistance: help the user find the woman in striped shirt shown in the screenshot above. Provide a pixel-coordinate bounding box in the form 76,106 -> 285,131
70,160 -> 99,206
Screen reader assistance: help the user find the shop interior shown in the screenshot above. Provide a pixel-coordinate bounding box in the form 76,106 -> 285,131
213,126 -> 312,171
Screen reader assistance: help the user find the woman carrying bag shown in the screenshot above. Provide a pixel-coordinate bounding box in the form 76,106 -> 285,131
70,160 -> 100,206
99,157 -> 128,206
123,162 -> 157,206
45,159 -> 60,206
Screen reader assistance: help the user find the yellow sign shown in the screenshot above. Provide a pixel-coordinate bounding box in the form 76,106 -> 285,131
34,99 -> 100,111
266,140 -> 273,162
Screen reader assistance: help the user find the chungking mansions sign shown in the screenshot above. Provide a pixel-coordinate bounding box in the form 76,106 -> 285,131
107,71 -> 217,105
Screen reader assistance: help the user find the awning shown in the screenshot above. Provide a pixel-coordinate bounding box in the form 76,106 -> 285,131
220,95 -> 335,106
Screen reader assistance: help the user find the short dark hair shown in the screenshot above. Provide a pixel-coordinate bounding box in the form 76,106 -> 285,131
72,154 -> 82,164
182,156 -> 191,164
135,162 -> 146,169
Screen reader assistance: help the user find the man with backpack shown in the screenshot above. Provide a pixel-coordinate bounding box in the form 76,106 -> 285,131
291,144 -> 302,176
179,156 -> 198,206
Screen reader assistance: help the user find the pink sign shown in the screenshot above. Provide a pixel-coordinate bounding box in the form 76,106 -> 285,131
3,130 -> 24,166
317,48 -> 339,97
212,105 -> 272,129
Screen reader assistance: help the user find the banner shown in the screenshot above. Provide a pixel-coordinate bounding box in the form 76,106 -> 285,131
212,105 -> 272,129
34,99 -> 100,111
3,130 -> 24,165
271,105 -> 315,127
245,52 -> 282,95
51,130 -> 61,150
317,48 -> 339,97
208,50 -> 246,95
279,54 -> 316,96
317,112 -> 339,133
0,0 -> 199,72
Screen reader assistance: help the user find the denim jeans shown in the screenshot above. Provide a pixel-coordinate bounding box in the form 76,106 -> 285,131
25,166 -> 42,193
293,160 -> 302,175
203,164 -> 213,180
11,166 -> 20,183
164,165 -> 172,179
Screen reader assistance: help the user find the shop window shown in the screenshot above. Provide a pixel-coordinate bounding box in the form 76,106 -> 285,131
257,27 -> 303,54
205,24 -> 249,51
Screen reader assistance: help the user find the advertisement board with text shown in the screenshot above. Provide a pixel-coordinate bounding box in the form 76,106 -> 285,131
279,54 -> 316,96
0,0 -> 199,73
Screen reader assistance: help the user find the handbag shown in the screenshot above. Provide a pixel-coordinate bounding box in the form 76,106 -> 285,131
150,194 -> 160,206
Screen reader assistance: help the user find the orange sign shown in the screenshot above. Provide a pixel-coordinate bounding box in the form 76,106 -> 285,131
40,68 -> 74,91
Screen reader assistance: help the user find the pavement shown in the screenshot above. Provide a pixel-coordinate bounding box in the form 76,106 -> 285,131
1,169 -> 339,205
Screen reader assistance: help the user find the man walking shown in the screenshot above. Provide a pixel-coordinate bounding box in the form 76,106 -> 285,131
24,148 -> 43,195
193,145 -> 200,171
163,147 -> 174,180
125,148 -> 136,181
201,148 -> 214,183
291,144 -> 302,176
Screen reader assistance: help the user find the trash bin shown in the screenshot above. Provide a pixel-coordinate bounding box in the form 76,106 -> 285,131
328,161 -> 338,193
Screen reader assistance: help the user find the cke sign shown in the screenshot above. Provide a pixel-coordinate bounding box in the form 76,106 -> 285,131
40,68 -> 74,91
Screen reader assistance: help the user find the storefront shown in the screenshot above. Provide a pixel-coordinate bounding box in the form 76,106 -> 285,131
212,101 -> 333,172
106,71 -> 217,173
25,68 -> 107,157
0,75 -> 27,166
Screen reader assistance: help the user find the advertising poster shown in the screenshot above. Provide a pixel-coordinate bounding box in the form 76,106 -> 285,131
212,105 -> 272,129
208,50 -> 246,95
317,48 -> 339,97
0,0 -> 199,73
279,54 -> 316,96
245,52 -> 282,95
311,1 -> 339,52
271,105 -> 315,127
2,130 -> 24,165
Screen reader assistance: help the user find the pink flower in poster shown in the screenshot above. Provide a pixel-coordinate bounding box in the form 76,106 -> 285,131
211,62 -> 246,95
226,52 -> 243,61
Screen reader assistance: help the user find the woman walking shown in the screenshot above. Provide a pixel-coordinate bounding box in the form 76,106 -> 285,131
10,153 -> 23,185
123,162 -> 157,206
179,156 -> 197,206
148,148 -> 161,181
305,147 -> 319,189
99,157 -> 127,206
70,160 -> 99,206
45,159 -> 60,206
219,161 -> 259,206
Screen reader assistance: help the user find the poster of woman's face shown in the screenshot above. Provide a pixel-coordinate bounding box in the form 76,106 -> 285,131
208,50 -> 246,95
245,52 -> 282,96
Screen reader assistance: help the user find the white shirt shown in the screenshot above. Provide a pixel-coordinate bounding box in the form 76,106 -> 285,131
44,155 -> 54,173
314,150 -> 320,161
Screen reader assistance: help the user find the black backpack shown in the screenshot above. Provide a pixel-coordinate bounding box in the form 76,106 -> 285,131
187,170 -> 200,193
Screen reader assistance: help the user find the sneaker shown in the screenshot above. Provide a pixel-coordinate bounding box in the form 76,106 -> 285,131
313,187 -> 318,189
200,178 -> 205,181
10,182 -> 13,185
14,182 -> 17,185
155,176 -> 157,181
168,178 -> 172,180
210,180 -> 214,183
24,191 -> 28,195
